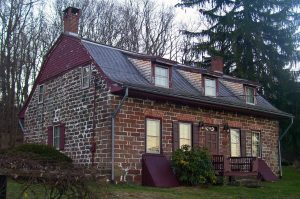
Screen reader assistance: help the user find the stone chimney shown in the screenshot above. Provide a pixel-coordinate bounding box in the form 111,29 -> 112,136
63,7 -> 81,35
210,56 -> 224,73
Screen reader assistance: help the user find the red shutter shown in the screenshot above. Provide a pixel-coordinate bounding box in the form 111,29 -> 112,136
241,130 -> 247,157
192,123 -> 200,148
172,121 -> 179,152
59,123 -> 65,150
47,126 -> 53,146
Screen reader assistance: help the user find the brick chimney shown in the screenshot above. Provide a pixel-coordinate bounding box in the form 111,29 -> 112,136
63,7 -> 81,35
210,56 -> 224,73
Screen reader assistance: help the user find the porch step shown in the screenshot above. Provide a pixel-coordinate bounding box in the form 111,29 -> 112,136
142,154 -> 179,187
258,159 -> 278,182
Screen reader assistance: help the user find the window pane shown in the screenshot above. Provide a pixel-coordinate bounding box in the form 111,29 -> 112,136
246,87 -> 255,104
230,129 -> 241,157
155,66 -> 168,76
252,132 -> 261,157
38,85 -> 44,103
82,66 -> 90,88
179,123 -> 192,148
155,66 -> 169,88
146,119 -> 160,153
205,79 -> 216,97
53,126 -> 60,150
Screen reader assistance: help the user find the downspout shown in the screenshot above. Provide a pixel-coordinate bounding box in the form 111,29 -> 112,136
111,87 -> 128,182
278,116 -> 294,178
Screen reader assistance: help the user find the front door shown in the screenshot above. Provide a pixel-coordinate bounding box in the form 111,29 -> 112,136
205,126 -> 218,155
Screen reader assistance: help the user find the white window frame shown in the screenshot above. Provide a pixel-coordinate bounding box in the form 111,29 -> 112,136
251,131 -> 261,157
53,125 -> 60,150
245,86 -> 255,105
179,122 -> 192,148
146,118 -> 161,154
154,66 -> 169,88
81,65 -> 91,89
38,84 -> 44,104
204,78 -> 217,97
230,129 -> 241,157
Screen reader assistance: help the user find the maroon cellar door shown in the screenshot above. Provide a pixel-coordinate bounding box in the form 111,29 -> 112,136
142,154 -> 179,187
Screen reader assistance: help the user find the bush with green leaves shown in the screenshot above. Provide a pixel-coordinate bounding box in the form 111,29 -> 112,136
172,145 -> 216,185
2,143 -> 72,163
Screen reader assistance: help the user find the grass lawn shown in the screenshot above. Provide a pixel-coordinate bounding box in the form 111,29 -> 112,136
7,166 -> 300,199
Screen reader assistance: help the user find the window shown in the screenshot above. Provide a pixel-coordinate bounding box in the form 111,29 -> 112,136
155,66 -> 169,88
53,126 -> 60,150
245,86 -> 255,104
230,129 -> 241,157
204,78 -> 216,97
146,118 -> 161,154
252,132 -> 261,157
179,122 -> 192,148
81,65 -> 91,88
38,85 -> 44,103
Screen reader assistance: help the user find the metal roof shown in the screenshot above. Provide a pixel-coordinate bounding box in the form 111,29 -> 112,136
81,38 -> 291,118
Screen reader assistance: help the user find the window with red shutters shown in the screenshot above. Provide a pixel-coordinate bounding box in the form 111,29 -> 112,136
47,124 -> 65,150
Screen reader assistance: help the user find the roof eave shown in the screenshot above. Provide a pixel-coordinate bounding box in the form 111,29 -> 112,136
112,86 -> 292,120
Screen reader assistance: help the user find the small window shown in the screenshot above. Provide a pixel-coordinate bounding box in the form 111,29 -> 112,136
179,122 -> 192,148
53,126 -> 60,150
245,86 -> 255,104
155,66 -> 169,88
252,132 -> 261,157
230,129 -> 241,157
204,78 -> 216,97
146,118 -> 161,154
81,65 -> 91,88
38,85 -> 44,103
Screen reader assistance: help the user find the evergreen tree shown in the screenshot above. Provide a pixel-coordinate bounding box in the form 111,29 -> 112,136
177,0 -> 300,161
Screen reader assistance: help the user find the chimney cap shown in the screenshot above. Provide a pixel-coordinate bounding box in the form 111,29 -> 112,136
63,7 -> 80,15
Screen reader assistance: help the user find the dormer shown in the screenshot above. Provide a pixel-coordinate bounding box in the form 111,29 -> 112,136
202,56 -> 224,97
244,85 -> 256,105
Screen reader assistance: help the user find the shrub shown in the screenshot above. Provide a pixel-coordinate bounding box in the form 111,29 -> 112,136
4,143 -> 72,163
171,145 -> 216,185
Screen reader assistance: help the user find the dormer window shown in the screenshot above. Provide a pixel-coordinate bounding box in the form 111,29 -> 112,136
155,66 -> 169,88
245,86 -> 255,104
204,78 -> 216,97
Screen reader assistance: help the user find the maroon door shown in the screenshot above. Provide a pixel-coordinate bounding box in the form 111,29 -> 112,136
205,127 -> 219,155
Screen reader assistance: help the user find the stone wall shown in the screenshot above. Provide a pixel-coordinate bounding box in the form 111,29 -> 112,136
24,63 -> 280,184
112,95 -> 279,183
24,65 -> 112,174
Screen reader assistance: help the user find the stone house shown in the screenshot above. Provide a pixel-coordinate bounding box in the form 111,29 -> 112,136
19,7 -> 292,185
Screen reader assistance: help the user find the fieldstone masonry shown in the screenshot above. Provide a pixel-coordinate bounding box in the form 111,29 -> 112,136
24,64 -> 280,184
24,65 -> 112,174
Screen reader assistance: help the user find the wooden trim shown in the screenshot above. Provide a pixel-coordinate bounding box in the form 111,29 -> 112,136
145,117 -> 162,155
